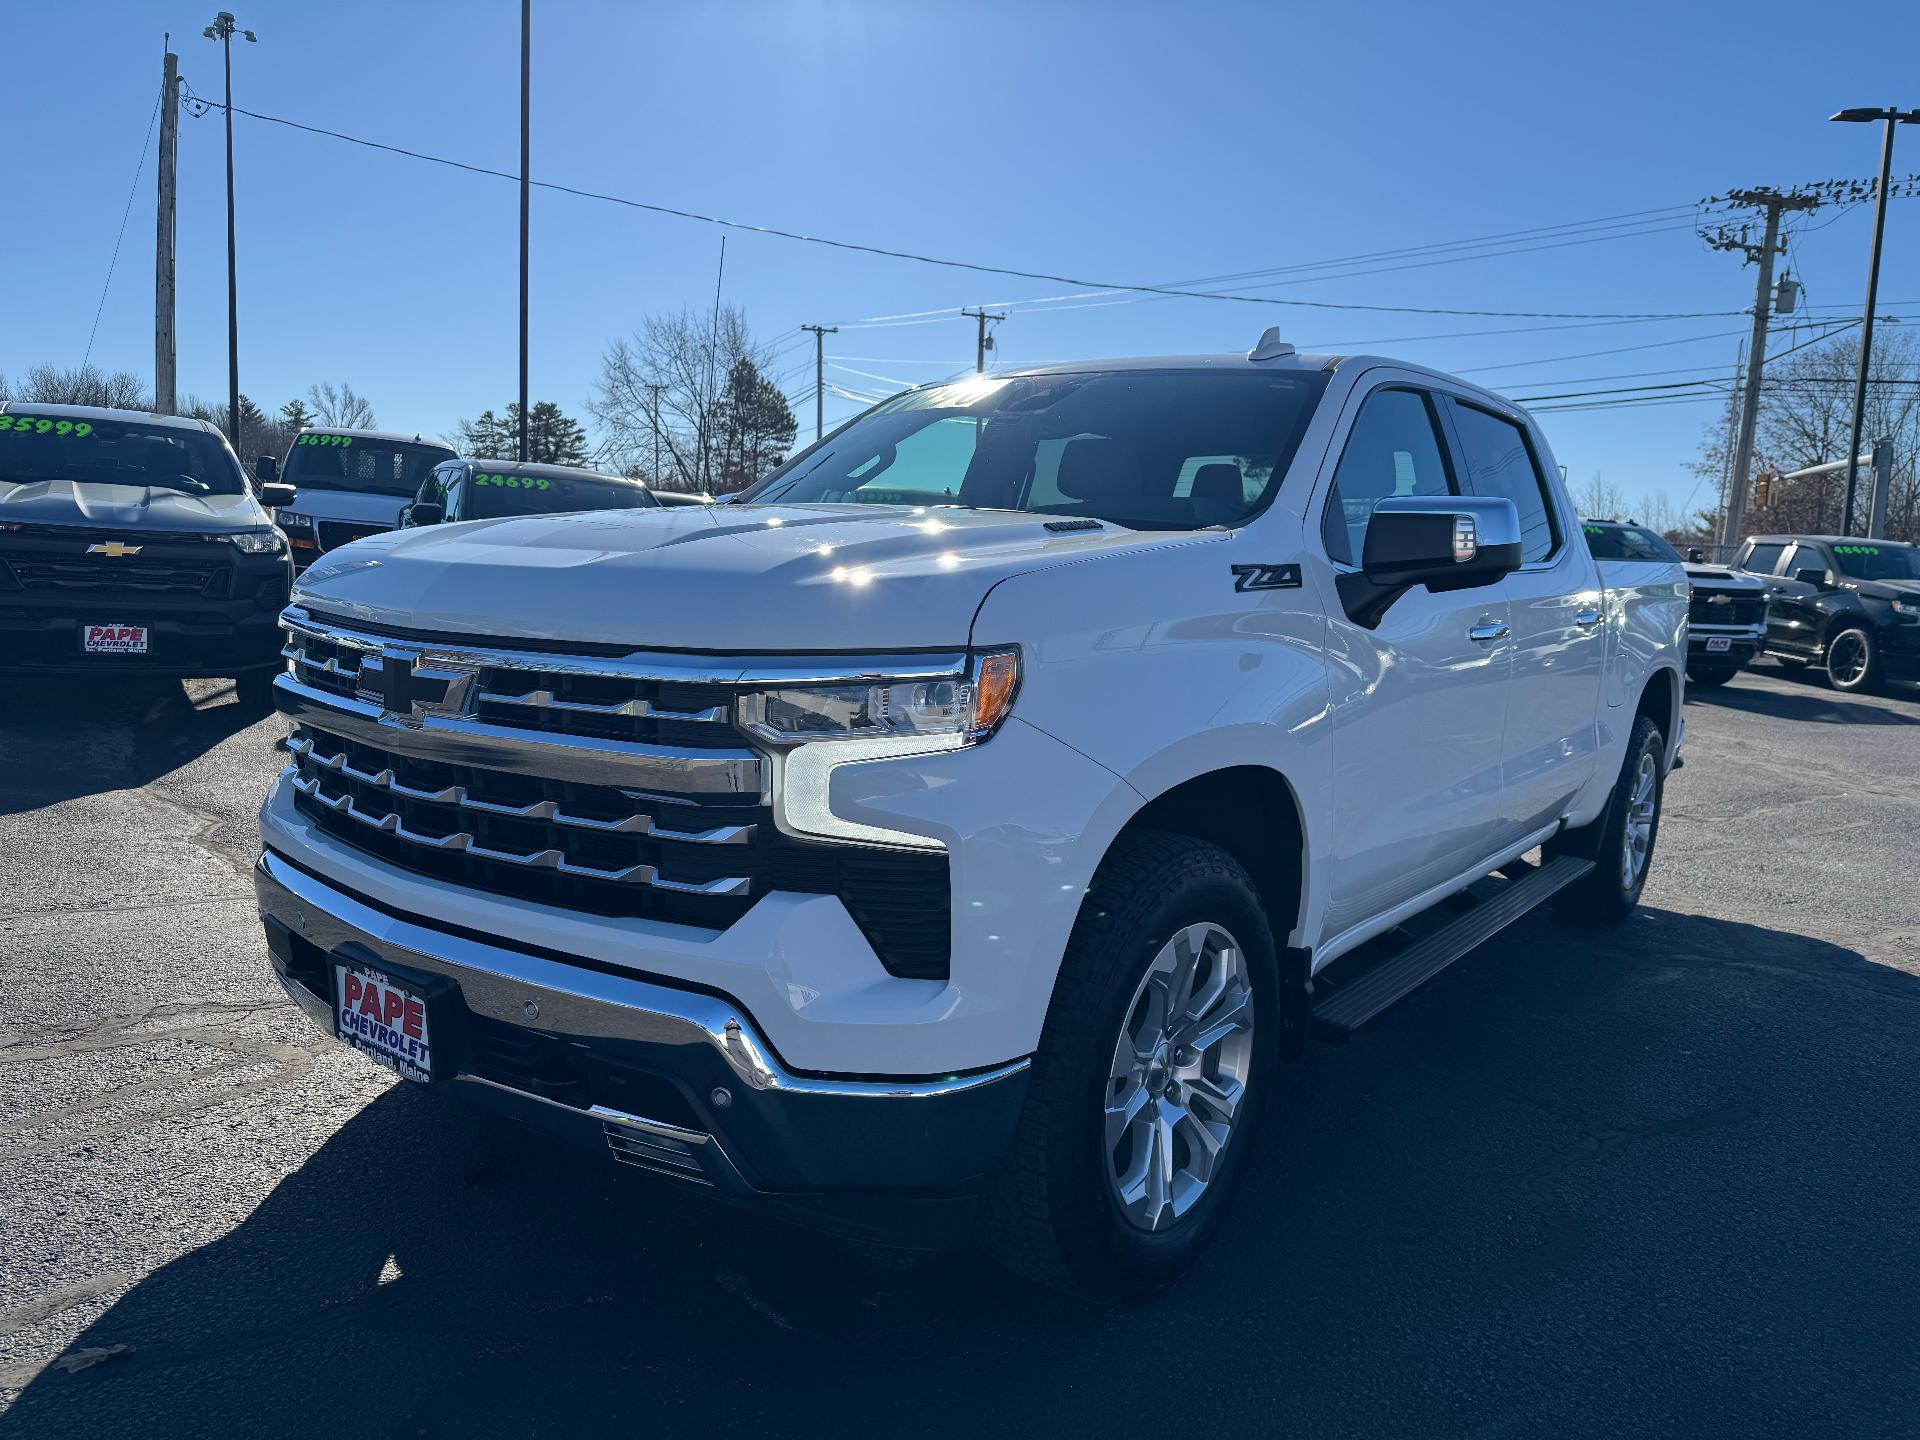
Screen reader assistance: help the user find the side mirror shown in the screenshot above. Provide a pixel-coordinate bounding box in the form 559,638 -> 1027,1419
254,454 -> 280,484
1792,567 -> 1833,589
1337,496 -> 1525,628
1687,548 -> 1706,563
409,501 -> 445,526
260,481 -> 296,509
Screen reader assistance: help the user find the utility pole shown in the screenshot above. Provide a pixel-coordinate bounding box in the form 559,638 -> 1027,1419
800,325 -> 837,440
1702,189 -> 1819,547
154,46 -> 179,414
1829,107 -> 1920,535
517,0 -> 531,463
962,307 -> 1005,373
645,382 -> 664,486
203,12 -> 255,450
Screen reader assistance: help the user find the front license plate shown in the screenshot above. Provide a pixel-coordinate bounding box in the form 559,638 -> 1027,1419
82,623 -> 148,655
335,962 -> 434,1082
1705,637 -> 1733,652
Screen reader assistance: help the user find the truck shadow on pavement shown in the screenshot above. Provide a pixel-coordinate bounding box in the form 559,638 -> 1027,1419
7,905 -> 1920,1439
1686,679 -> 1920,727
0,677 -> 267,816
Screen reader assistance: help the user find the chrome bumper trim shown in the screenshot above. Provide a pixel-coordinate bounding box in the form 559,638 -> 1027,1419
256,848 -> 1027,1098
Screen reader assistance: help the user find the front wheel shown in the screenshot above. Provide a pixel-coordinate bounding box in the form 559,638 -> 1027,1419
979,831 -> 1278,1300
1825,626 -> 1882,694
1550,715 -> 1665,922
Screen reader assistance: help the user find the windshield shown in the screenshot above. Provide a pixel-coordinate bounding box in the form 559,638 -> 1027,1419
282,433 -> 454,498
1831,542 -> 1920,581
0,412 -> 245,495
738,369 -> 1332,531
1583,522 -> 1682,562
468,469 -> 658,518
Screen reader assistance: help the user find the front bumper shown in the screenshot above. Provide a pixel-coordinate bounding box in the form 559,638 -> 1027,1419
255,848 -> 1029,1243
0,561 -> 290,677
1687,625 -> 1765,667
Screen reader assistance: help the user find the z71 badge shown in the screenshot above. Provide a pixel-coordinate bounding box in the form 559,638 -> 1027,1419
1230,563 -> 1302,593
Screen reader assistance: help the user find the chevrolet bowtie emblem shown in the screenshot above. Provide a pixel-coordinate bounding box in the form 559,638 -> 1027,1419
1708,594 -> 1731,605
358,647 -> 479,726
86,541 -> 143,558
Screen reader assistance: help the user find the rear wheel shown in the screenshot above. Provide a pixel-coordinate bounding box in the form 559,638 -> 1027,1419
1686,662 -> 1739,688
1825,626 -> 1882,694
979,831 -> 1277,1300
1550,715 -> 1665,922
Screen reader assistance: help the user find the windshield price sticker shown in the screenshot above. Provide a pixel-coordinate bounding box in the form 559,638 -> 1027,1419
1834,545 -> 1879,556
0,417 -> 94,437
297,434 -> 354,447
475,473 -> 553,490
1583,524 -> 1605,537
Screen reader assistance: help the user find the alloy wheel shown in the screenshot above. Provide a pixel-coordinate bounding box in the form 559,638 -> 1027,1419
1621,750 -> 1658,890
1104,922 -> 1255,1233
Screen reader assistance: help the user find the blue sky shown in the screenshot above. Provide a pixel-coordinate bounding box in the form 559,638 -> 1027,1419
5,0 -> 1917,517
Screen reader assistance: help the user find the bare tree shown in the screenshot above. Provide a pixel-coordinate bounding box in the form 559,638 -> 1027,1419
306,381 -> 377,430
18,364 -> 152,410
1694,331 -> 1920,543
1574,471 -> 1632,520
591,305 -> 794,492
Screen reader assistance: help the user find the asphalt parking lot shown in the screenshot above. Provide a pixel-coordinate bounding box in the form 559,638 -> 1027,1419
2,664 -> 1917,1438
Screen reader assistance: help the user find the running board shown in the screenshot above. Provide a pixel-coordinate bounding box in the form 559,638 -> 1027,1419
1311,854 -> 1594,1041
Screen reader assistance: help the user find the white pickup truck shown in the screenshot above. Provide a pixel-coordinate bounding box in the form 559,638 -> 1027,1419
255,335 -> 1686,1297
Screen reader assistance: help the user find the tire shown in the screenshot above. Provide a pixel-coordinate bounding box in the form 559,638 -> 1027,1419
1686,663 -> 1739,688
1549,715 -> 1665,923
234,670 -> 275,710
978,831 -> 1279,1300
1824,625 -> 1882,694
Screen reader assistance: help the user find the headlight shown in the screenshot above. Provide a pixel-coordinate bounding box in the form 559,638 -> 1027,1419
738,649 -> 1020,747
1893,598 -> 1919,617
276,511 -> 314,533
229,529 -> 287,555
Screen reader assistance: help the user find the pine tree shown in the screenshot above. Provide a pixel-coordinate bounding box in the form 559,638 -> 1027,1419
460,402 -> 590,465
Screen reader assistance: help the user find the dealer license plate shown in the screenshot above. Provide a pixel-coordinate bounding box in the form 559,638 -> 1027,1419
82,623 -> 148,655
1705,637 -> 1733,653
334,962 -> 434,1082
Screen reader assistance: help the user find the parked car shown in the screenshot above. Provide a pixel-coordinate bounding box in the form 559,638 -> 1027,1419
398,460 -> 659,527
255,337 -> 1685,1297
1734,533 -> 1920,692
263,427 -> 456,569
1582,519 -> 1767,687
0,402 -> 293,706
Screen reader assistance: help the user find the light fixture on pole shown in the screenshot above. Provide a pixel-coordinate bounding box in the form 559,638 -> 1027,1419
1828,105 -> 1920,535
203,12 -> 255,454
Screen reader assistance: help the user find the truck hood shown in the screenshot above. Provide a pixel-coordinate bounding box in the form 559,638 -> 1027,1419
0,479 -> 265,533
1684,563 -> 1765,588
291,503 -> 1177,650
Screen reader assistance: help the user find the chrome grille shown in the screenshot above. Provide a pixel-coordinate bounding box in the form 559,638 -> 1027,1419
275,610 -> 954,977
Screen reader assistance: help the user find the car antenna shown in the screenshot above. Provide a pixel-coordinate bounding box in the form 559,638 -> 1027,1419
1248,326 -> 1296,361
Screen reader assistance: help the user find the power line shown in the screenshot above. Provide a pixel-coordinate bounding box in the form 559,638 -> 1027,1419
82,82 -> 165,373
177,86 -> 1761,323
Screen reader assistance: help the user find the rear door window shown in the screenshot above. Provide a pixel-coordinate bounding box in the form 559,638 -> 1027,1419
1320,387 -> 1456,567
1448,400 -> 1559,563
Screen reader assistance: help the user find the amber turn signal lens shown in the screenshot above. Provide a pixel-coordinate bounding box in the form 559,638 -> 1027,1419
972,650 -> 1021,736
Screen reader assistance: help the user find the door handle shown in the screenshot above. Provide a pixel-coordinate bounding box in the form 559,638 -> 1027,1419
1468,621 -> 1510,644
1573,609 -> 1602,627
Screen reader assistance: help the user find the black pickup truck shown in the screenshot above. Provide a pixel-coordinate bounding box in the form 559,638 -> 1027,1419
1732,533 -> 1920,693
0,403 -> 295,705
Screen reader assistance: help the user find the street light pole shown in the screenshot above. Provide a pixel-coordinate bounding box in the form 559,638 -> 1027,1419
203,12 -> 255,451
1830,105 -> 1920,535
518,0 -> 531,464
